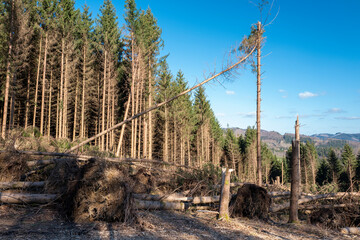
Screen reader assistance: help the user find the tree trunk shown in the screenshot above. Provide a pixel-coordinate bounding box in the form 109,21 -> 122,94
0,193 -> 57,204
164,105 -> 169,162
148,58 -> 153,159
24,72 -> 31,129
101,50 -> 107,151
73,74 -> 79,140
1,0 -> 14,139
289,116 -> 300,223
58,39 -> 64,138
80,45 -> 86,139
62,55 -> 69,138
116,94 -> 131,157
33,35 -> 42,130
218,168 -> 232,220
256,22 -> 262,186
47,70 -> 52,137
40,33 -> 48,135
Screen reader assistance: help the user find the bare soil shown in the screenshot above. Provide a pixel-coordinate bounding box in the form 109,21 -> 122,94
0,205 -> 357,240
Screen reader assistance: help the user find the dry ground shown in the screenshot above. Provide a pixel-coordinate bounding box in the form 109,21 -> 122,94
0,205 -> 358,240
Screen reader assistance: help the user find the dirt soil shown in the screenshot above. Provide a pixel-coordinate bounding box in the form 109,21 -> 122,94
0,205 -> 358,240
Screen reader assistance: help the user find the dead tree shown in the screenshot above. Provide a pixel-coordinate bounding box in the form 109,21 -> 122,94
289,116 -> 300,223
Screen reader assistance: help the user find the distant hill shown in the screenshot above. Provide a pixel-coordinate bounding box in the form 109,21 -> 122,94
311,133 -> 360,142
226,128 -> 360,157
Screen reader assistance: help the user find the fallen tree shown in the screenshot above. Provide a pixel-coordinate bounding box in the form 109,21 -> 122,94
0,193 -> 57,204
133,193 -> 220,204
66,46 -> 256,153
0,181 -> 45,189
270,192 -> 360,212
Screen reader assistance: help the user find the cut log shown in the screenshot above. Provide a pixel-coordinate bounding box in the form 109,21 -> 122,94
0,181 -> 45,189
341,227 -> 360,235
134,199 -> 186,210
133,193 -> 220,204
0,193 -> 57,204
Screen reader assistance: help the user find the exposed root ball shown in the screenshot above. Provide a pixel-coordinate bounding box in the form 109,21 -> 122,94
0,152 -> 30,182
229,184 -> 270,219
63,159 -> 134,223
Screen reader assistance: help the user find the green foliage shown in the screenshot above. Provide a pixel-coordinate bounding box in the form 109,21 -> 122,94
316,159 -> 332,186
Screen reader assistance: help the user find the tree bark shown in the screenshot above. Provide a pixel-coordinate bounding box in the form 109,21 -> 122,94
218,168 -> 232,220
33,35 -> 42,130
0,193 -> 57,204
1,0 -> 15,139
256,21 -> 262,186
101,50 -> 107,151
289,116 -> 300,222
40,33 -> 48,135
47,70 -> 53,137
25,72 -> 31,129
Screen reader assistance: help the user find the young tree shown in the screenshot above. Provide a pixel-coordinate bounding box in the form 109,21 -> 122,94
327,148 -> 342,183
341,144 -> 356,192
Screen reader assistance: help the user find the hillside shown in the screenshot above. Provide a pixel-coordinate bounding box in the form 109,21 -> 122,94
228,128 -> 360,157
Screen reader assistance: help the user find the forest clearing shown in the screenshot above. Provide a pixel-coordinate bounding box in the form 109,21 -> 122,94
1,0 -> 360,239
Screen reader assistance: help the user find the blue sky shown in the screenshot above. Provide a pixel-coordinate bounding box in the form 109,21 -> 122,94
75,0 -> 360,135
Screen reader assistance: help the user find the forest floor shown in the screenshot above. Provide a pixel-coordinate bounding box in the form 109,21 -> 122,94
0,204 -> 358,240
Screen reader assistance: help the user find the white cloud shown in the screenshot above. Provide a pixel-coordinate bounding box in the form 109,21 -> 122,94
216,113 -> 225,117
299,91 -> 318,99
238,112 -> 256,118
226,90 -> 235,95
278,89 -> 286,93
335,116 -> 360,120
326,108 -> 344,114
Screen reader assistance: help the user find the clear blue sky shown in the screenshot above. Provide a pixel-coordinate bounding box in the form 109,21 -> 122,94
75,0 -> 360,135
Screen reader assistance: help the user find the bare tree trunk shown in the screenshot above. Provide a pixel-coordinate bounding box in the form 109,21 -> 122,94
218,168 -> 232,220
256,21 -> 262,186
134,82 -> 140,157
58,39 -> 64,138
80,46 -> 86,139
1,0 -> 14,139
106,67 -> 111,152
56,89 -> 59,138
25,72 -> 31,129
101,50 -> 107,151
47,70 -> 52,137
33,36 -> 42,130
164,105 -> 169,162
116,94 -> 131,157
148,59 -> 153,159
40,33 -> 48,135
289,116 -> 300,223
137,86 -> 143,159
62,55 -> 68,138
130,38 -> 135,158
111,83 -> 115,150
73,74 -> 79,140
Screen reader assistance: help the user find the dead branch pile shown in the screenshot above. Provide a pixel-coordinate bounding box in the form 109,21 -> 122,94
229,184 -> 270,219
0,152 -> 30,182
175,165 -> 222,197
310,198 -> 360,229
